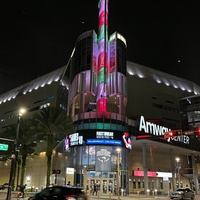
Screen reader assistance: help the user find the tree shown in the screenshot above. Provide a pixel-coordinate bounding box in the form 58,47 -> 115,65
33,106 -> 74,187
1,118 -> 39,190
18,119 -> 39,188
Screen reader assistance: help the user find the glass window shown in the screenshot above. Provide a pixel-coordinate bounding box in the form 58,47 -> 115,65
39,187 -> 52,196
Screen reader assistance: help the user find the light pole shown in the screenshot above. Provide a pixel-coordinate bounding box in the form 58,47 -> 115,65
6,108 -> 26,200
83,165 -> 87,193
175,157 -> 181,189
116,148 -> 121,200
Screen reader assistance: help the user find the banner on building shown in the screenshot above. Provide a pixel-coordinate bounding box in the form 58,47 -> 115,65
95,146 -> 111,172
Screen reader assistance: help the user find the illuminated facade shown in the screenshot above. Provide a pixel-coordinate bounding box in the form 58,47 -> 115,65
0,52 -> 200,194
1,0 -> 200,196
52,0 -> 200,195
65,0 -> 129,193
51,0 -> 200,194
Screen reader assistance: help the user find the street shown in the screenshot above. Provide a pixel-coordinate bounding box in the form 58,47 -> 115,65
1,191 -> 200,200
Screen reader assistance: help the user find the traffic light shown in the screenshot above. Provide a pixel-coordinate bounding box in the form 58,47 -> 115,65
168,131 -> 174,137
193,127 -> 200,137
52,169 -> 56,174
164,129 -> 182,138
198,128 -> 200,135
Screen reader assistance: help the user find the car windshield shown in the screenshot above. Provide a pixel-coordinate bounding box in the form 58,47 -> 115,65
68,188 -> 84,195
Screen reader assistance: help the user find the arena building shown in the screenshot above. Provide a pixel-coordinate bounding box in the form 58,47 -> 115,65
1,0 -> 200,195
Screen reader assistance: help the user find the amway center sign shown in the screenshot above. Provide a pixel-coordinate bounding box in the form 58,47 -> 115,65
138,116 -> 190,144
139,116 -> 171,136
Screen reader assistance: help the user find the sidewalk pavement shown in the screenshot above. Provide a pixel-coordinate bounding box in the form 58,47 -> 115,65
89,193 -> 200,200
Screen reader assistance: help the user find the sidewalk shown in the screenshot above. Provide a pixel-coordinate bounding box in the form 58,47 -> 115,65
89,194 -> 168,200
0,191 -> 30,200
89,193 -> 200,200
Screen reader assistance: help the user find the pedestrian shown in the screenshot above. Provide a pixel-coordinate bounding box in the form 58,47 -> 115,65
67,181 -> 70,185
93,183 -> 97,195
20,184 -> 26,198
86,185 -> 89,194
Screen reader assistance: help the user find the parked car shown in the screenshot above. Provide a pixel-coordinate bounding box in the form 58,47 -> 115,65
0,183 -> 9,190
28,185 -> 88,200
170,188 -> 195,200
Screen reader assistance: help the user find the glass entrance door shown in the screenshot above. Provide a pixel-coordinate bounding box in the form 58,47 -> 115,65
88,178 -> 114,195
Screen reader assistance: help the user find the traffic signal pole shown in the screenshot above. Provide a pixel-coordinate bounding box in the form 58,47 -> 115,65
6,115 -> 21,200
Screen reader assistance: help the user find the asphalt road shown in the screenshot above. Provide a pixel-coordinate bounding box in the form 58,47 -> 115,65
1,191 -> 200,200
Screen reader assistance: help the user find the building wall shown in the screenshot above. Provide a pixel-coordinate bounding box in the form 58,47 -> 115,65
0,152 -> 47,190
0,81 -> 66,188
1,61 -> 200,191
0,160 -> 11,184
126,73 -> 191,129
128,148 -> 191,193
0,82 -> 60,131
25,152 -> 47,190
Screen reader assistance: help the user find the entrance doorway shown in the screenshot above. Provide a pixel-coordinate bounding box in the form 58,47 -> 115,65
88,178 -> 115,195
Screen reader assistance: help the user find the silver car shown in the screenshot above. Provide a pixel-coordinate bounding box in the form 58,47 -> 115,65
170,188 -> 195,200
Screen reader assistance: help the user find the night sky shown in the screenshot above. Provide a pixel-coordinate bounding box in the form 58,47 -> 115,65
0,0 -> 200,94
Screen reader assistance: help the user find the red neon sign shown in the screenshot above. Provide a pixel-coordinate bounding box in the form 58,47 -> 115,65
133,170 -> 157,177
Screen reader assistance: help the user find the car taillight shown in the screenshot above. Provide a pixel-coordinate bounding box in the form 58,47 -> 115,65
64,195 -> 76,200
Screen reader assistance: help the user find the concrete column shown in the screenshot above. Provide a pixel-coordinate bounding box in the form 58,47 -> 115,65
170,149 -> 176,191
192,154 -> 199,194
142,143 -> 148,194
83,167 -> 87,192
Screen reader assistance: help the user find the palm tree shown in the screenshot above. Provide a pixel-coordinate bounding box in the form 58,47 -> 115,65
2,118 -> 39,190
18,118 -> 39,187
33,106 -> 74,187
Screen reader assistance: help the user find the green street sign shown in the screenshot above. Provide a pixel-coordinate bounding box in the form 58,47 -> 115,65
0,143 -> 8,151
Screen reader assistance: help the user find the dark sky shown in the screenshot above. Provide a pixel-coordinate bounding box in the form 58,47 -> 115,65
0,0 -> 200,94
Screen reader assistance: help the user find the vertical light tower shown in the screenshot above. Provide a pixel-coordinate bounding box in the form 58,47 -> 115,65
96,0 -> 109,112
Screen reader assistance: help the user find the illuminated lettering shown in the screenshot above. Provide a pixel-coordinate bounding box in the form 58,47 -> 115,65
169,135 -> 190,144
96,131 -> 114,139
139,116 -> 171,136
69,133 -> 83,146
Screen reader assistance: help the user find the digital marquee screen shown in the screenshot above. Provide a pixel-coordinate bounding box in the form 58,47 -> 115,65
64,130 -> 132,150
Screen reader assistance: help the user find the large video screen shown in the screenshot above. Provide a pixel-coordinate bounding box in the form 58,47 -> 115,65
64,130 -> 132,150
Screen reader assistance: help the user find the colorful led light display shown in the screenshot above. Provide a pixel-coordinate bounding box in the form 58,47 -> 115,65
64,130 -> 132,149
96,0 -> 109,112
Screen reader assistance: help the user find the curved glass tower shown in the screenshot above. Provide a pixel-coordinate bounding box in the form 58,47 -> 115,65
54,0 -> 129,195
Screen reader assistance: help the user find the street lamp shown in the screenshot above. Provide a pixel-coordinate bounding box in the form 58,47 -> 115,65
175,157 -> 181,189
116,148 -> 121,200
6,108 -> 26,200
